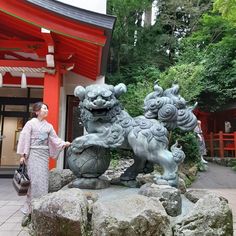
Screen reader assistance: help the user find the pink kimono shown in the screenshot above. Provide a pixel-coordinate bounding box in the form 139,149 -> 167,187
17,118 -> 66,215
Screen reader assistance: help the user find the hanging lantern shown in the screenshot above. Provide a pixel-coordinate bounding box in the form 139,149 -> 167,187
21,72 -> 27,88
0,73 -> 3,87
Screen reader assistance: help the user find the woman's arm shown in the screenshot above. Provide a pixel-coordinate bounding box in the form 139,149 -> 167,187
48,125 -> 70,150
17,121 -> 32,160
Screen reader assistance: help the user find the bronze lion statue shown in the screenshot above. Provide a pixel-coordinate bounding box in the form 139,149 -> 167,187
67,83 -> 197,187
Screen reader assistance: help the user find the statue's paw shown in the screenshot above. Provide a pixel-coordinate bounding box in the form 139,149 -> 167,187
154,173 -> 177,181
154,174 -> 178,187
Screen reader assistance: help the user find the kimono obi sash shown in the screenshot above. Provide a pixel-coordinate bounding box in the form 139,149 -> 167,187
30,145 -> 49,149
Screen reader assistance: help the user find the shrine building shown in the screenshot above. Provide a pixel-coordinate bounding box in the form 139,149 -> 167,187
0,0 -> 116,176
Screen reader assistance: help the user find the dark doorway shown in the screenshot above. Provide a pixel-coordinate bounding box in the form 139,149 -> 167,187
64,95 -> 84,168
0,89 -> 42,177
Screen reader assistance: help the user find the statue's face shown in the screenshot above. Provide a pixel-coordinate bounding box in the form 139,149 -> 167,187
82,85 -> 118,118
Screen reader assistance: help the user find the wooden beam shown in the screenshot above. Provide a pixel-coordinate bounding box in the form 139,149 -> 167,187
0,59 -> 47,68
2,72 -> 44,86
41,28 -> 54,53
0,32 -> 10,40
0,39 -> 46,52
3,51 -> 33,60
59,62 -> 75,74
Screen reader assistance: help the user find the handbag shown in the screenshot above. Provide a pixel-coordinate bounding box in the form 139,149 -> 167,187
12,163 -> 30,196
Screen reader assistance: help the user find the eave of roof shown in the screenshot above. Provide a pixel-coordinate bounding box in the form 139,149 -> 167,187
0,0 -> 116,79
26,0 -> 116,30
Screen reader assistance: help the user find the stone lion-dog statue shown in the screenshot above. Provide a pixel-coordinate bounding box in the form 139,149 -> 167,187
67,83 -> 197,188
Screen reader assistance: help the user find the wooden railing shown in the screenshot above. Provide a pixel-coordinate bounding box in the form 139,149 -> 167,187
205,132 -> 236,158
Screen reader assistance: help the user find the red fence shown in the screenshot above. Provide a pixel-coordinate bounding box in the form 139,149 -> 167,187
205,132 -> 236,158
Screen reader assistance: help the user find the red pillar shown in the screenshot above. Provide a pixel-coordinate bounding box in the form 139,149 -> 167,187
43,66 -> 61,169
234,132 -> 236,158
219,131 -> 224,158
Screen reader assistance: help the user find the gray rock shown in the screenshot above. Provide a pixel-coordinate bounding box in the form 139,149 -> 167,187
185,189 -> 210,203
61,169 -> 77,186
49,168 -> 76,192
69,177 -> 110,189
136,173 -> 156,185
155,178 -> 169,185
178,178 -> 186,194
31,188 -> 88,236
139,183 -> 182,217
173,193 -> 233,236
92,194 -> 172,236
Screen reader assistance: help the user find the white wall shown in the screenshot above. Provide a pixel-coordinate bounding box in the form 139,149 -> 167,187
56,0 -> 107,14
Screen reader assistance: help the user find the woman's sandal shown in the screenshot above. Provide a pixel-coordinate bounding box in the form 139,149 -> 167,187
21,214 -> 31,227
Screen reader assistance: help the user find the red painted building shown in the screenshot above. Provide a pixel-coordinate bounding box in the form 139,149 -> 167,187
0,0 -> 116,175
195,104 -> 236,158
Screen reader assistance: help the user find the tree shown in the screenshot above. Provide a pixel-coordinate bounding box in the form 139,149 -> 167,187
106,0 -> 211,87
163,13 -> 236,111
213,0 -> 236,24
159,63 -> 204,103
107,0 -> 151,75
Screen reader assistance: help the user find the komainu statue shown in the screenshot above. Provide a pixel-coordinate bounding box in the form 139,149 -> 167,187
67,83 -> 197,188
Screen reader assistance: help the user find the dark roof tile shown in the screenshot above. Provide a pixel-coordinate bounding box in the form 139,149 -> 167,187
26,0 -> 116,30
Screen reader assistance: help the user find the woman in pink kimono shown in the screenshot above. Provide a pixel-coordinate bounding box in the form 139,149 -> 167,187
17,102 -> 70,226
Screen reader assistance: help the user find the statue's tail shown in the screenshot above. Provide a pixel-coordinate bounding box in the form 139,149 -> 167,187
171,141 -> 185,164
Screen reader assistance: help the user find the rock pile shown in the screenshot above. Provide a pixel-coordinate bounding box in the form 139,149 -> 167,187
30,185 -> 233,236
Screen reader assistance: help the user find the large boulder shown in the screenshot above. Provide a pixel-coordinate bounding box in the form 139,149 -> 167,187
92,194 -> 172,236
31,188 -> 88,236
139,183 -> 182,217
173,193 -> 233,236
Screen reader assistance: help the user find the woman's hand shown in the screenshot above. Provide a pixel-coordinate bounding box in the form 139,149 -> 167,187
64,141 -> 71,148
20,156 -> 26,164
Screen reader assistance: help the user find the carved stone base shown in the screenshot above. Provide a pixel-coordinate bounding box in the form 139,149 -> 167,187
68,178 -> 110,189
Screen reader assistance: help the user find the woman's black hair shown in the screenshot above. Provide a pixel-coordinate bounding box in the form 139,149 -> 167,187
32,102 -> 49,118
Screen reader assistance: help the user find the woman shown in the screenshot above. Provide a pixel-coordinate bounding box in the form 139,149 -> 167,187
17,102 -> 70,226
194,120 -> 208,164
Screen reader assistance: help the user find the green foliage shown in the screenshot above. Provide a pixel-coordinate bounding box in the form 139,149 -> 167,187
230,159 -> 236,171
197,161 -> 208,172
184,175 -> 195,187
213,0 -> 236,24
120,81 -> 153,116
110,159 -> 120,169
109,149 -> 134,160
107,1 -> 236,115
107,0 -> 212,77
107,64 -> 161,85
199,36 -> 236,110
107,0 -> 151,74
170,130 -> 200,163
170,13 -> 236,111
116,66 -> 161,116
158,63 -> 205,103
